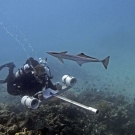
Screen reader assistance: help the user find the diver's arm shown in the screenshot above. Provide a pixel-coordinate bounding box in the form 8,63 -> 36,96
48,79 -> 57,90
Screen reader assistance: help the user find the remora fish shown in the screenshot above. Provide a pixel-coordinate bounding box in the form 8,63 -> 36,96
47,51 -> 110,69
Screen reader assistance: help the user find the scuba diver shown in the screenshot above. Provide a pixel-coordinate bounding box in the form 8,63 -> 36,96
0,57 -> 98,113
0,57 -> 62,97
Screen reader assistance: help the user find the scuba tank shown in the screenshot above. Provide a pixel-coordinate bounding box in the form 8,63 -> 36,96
15,64 -> 33,78
39,58 -> 53,79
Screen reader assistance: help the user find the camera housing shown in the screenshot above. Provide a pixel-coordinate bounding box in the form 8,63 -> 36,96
62,75 -> 77,87
21,96 -> 40,109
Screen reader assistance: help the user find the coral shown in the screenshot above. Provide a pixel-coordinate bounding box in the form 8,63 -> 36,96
1,85 -> 135,134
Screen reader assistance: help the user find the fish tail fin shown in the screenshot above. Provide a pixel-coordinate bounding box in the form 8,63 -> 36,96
102,56 -> 110,69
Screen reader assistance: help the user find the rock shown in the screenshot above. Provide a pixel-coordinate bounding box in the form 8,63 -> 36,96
0,124 -> 6,133
7,124 -> 18,135
0,132 -> 6,135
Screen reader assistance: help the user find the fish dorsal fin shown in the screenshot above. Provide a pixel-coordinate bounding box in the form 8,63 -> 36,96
77,53 -> 97,59
77,53 -> 85,56
60,51 -> 68,54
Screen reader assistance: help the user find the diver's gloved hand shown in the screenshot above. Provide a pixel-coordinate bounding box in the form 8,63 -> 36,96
55,82 -> 62,90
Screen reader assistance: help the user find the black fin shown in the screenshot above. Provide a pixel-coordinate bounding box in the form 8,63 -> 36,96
0,62 -> 15,71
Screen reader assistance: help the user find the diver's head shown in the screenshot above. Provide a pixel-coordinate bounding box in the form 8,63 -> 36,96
26,57 -> 39,67
34,65 -> 46,83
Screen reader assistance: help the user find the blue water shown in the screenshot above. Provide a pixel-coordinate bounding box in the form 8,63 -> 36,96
0,1 -> 135,97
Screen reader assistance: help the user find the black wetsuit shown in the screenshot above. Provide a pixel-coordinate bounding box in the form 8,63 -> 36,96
0,58 -> 57,96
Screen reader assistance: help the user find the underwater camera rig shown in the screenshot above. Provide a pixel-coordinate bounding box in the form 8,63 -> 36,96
21,75 -> 99,114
